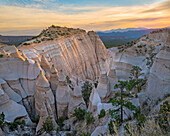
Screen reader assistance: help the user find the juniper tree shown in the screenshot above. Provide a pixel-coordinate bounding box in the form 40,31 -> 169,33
110,81 -> 136,124
129,66 -> 146,92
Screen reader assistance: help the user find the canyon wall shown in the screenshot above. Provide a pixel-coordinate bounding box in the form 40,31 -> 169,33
19,28 -> 110,80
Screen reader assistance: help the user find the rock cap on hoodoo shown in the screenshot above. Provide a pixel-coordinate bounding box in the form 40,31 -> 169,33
40,55 -> 50,70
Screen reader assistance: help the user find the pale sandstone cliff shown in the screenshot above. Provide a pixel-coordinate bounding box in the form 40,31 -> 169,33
0,27 -> 169,136
19,27 -> 110,80
108,29 -> 170,105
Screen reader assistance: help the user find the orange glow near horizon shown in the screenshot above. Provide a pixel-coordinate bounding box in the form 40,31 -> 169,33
0,0 -> 170,35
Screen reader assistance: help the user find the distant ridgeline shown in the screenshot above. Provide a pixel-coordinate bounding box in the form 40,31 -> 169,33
0,35 -> 33,46
97,27 -> 170,48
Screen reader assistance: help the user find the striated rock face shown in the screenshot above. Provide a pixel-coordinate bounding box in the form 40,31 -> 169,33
40,55 -> 51,72
56,71 -> 71,117
35,71 -> 57,132
68,85 -> 86,117
108,28 -> 170,106
19,27 -> 110,80
146,47 -> 170,102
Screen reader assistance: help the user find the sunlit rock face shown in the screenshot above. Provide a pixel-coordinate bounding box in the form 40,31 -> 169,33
146,47 -> 170,102
35,70 -> 57,132
19,27 -> 110,80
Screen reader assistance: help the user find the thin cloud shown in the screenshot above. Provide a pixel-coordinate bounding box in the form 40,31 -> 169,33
141,0 -> 170,13
0,0 -> 170,35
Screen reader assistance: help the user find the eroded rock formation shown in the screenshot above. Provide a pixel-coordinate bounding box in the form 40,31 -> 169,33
35,70 -> 57,132
19,27 -> 110,80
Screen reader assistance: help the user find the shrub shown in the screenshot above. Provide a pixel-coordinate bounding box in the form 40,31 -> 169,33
108,120 -> 119,135
65,132 -> 72,136
156,101 -> 170,133
137,44 -> 143,48
27,38 -> 31,41
8,120 -> 25,131
86,112 -> 95,125
81,81 -> 92,106
57,116 -> 65,130
0,112 -> 6,128
78,131 -> 91,136
133,106 -> 146,131
98,109 -> 106,119
8,122 -> 18,131
31,115 -> 40,124
66,76 -> 72,84
23,43 -> 30,45
124,119 -> 164,136
51,25 -> 55,28
0,54 -> 3,58
42,117 -> 54,133
73,107 -> 86,120
94,81 -> 98,88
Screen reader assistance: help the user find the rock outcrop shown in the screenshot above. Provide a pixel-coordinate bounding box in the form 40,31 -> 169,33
19,26 -> 110,80
88,88 -> 101,114
68,85 -> 86,117
146,47 -> 170,102
97,64 -> 110,101
35,70 -> 57,132
56,70 -> 71,117
108,59 -> 118,91
49,64 -> 59,95
0,88 -> 32,124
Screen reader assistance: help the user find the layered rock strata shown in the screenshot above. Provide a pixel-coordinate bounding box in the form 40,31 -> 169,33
19,27 -> 110,80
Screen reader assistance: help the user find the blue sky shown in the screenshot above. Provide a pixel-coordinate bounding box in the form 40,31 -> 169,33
0,0 -> 161,12
0,0 -> 169,35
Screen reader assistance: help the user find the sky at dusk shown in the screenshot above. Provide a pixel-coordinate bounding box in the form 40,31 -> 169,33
0,0 -> 170,35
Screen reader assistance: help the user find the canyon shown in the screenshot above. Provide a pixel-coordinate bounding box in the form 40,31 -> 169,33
0,26 -> 169,136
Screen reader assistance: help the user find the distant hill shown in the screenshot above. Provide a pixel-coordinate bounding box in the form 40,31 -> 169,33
97,27 -> 170,48
0,35 -> 33,46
